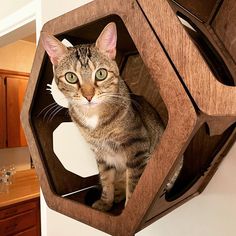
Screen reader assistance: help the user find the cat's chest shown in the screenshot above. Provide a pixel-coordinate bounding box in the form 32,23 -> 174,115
84,115 -> 99,129
103,152 -> 126,171
92,141 -> 126,171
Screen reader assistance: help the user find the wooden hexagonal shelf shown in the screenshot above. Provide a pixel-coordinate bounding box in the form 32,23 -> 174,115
21,0 -> 236,235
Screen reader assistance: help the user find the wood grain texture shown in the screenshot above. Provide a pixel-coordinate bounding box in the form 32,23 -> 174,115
170,0 -> 220,22
212,0 -> 236,63
20,0 -> 236,235
138,0 -> 236,119
168,0 -> 236,86
0,76 -> 6,148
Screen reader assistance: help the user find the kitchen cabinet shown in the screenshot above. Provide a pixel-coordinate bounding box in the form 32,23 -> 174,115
0,75 -> 6,148
0,69 -> 29,148
0,169 -> 40,236
0,198 -> 40,236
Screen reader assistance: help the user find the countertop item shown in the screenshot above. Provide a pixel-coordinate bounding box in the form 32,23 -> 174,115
0,169 -> 40,208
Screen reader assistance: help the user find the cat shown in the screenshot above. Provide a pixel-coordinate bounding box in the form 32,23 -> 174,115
41,22 -> 180,211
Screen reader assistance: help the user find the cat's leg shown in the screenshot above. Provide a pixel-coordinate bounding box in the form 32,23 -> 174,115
125,152 -> 149,206
92,162 -> 116,211
114,171 -> 126,203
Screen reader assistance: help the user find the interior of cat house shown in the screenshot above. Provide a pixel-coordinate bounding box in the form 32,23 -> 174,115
30,15 -> 169,215
29,14 -> 235,216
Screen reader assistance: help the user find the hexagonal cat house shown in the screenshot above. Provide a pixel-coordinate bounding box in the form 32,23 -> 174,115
21,0 -> 236,235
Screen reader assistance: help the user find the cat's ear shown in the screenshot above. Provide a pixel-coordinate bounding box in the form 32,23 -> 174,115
95,22 -> 117,60
41,32 -> 68,65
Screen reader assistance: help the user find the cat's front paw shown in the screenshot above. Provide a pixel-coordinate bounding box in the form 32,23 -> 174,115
92,199 -> 112,211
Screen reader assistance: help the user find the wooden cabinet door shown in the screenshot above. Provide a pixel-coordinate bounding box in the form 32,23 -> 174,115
0,198 -> 40,236
6,76 -> 28,147
0,76 -> 6,148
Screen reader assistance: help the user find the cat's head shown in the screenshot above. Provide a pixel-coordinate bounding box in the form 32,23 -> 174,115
42,22 -> 120,108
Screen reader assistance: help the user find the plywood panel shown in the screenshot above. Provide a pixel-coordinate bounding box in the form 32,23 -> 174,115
170,0 -> 219,22
212,0 -> 236,63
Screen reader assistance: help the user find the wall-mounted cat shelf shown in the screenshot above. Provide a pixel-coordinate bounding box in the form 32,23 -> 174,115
21,0 -> 236,235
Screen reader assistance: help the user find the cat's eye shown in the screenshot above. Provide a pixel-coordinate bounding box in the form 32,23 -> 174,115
95,68 -> 108,81
65,72 -> 78,84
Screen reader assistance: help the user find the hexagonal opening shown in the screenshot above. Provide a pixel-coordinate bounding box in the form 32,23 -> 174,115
30,15 -> 169,215
165,122 -> 235,201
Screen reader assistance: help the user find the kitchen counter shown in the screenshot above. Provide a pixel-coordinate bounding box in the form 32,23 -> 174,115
0,169 -> 40,208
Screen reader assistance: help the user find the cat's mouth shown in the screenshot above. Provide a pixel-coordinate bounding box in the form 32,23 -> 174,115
70,98 -> 100,109
87,102 -> 98,107
82,100 -> 99,107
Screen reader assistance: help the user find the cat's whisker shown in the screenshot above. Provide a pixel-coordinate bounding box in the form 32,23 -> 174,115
48,106 -> 64,121
98,94 -> 130,102
47,105 -> 61,121
37,102 -> 58,117
98,93 -> 132,99
43,103 -> 61,120
38,95 -> 69,118
101,99 -> 130,109
101,98 -> 132,108
101,92 -> 134,96
98,94 -> 142,109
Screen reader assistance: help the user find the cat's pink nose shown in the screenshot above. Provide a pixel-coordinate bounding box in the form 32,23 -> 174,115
84,95 -> 93,102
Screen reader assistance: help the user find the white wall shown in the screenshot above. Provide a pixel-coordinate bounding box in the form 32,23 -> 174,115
37,1 -> 236,236
0,0 -> 36,47
0,0 -> 32,20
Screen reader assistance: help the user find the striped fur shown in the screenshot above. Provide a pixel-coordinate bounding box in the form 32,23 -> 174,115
42,23 -> 181,212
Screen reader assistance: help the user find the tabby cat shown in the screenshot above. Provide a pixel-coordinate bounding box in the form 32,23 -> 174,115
42,22 -> 178,211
